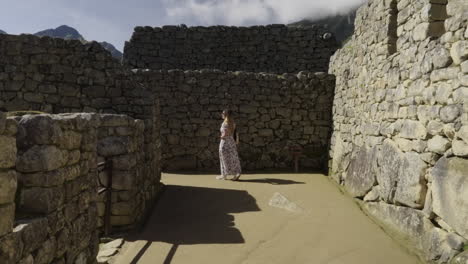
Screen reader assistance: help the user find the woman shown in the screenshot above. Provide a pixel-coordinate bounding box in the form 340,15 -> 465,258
217,109 -> 242,180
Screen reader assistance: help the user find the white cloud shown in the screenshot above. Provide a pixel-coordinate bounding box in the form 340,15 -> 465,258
164,0 -> 366,26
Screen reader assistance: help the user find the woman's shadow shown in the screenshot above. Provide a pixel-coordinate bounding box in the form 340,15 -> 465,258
126,184 -> 261,263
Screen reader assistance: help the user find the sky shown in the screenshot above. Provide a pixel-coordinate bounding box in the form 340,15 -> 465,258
0,0 -> 366,51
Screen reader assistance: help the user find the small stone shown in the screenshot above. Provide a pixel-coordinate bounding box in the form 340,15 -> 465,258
427,135 -> 451,154
453,140 -> 468,157
100,239 -> 124,250
440,105 -> 460,123
451,41 -> 468,65
456,126 -> 468,143
400,120 -> 427,139
269,192 -> 302,213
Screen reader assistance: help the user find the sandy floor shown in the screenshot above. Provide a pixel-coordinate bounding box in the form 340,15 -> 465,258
113,173 -> 421,264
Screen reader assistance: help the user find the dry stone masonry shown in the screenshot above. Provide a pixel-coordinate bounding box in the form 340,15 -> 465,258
0,33 -> 162,263
96,114 -> 161,230
124,25 -> 338,73
329,0 -> 468,262
135,69 -> 335,171
0,34 -> 161,191
1,113 -> 100,264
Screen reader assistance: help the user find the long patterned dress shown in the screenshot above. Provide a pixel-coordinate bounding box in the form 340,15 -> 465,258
219,122 -> 242,176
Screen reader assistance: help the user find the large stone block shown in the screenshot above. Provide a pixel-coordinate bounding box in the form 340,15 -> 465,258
98,136 -> 131,157
344,146 -> 377,197
17,115 -> 63,146
376,140 -> 403,202
0,135 -> 17,169
432,157 -> 468,238
16,145 -> 68,173
362,202 -> 462,263
0,170 -> 17,204
18,186 -> 64,214
394,152 -> 428,208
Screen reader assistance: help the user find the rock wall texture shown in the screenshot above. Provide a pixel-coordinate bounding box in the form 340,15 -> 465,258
0,33 -> 161,193
96,114 -> 161,230
1,113 -> 100,264
329,0 -> 468,262
135,69 -> 335,171
123,25 -> 338,73
0,113 -> 158,264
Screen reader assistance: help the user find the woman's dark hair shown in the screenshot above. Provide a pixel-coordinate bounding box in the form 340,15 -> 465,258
223,109 -> 232,117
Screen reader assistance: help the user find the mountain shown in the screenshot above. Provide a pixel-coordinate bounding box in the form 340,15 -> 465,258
0,29 -> 6,34
35,25 -> 86,42
33,25 -> 122,60
288,7 -> 358,45
97,41 -> 123,60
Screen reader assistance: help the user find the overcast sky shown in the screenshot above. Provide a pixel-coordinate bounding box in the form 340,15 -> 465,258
0,0 -> 365,51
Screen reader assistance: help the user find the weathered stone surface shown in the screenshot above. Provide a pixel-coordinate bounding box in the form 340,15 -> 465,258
0,231 -> 23,264
451,41 -> 468,65
399,120 -> 427,139
395,152 -> 428,209
0,203 -> 15,237
344,146 -> 377,198
427,135 -> 451,154
0,135 -> 17,169
16,145 -> 68,172
452,250 -> 468,264
17,114 -> 62,146
362,202 -> 461,263
440,105 -> 461,123
377,140 -> 403,202
453,140 -> 468,157
432,157 -> 468,238
18,186 -> 64,214
0,170 -> 17,204
98,137 -> 131,157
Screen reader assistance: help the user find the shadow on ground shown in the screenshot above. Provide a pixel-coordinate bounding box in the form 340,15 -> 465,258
236,178 -> 305,185
126,185 -> 261,264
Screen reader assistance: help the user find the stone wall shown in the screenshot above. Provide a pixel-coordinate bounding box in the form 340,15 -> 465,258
124,25 -> 338,73
1,113 -> 100,264
96,114 -> 160,230
0,34 -> 161,196
135,69 -> 335,172
329,0 -> 468,262
0,112 -> 17,245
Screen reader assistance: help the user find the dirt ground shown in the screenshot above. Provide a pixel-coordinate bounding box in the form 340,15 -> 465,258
112,173 -> 421,264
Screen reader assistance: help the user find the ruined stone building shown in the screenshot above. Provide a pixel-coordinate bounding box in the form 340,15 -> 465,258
0,0 -> 467,263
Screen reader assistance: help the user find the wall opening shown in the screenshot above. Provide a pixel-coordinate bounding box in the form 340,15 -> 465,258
388,0 -> 398,55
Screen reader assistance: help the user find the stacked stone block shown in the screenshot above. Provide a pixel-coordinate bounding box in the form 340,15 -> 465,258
96,114 -> 154,230
329,0 -> 468,262
124,25 -> 338,73
135,69 -> 335,171
0,113 -> 100,264
0,34 -> 160,201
